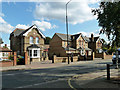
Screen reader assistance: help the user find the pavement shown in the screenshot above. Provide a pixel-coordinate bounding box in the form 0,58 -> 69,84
0,60 -> 96,72
0,60 -> 65,72
69,68 -> 120,89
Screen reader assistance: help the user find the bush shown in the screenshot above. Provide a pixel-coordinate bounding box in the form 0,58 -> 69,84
17,56 -> 25,65
107,47 -> 116,55
8,55 -> 14,60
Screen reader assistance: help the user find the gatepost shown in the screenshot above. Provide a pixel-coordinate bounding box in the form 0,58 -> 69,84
13,52 -> 17,66
25,52 -> 28,65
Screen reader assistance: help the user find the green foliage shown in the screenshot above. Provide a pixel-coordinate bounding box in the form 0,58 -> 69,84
3,46 -> 8,49
92,1 -> 120,47
107,47 -> 116,55
8,55 -> 14,60
17,55 -> 24,65
45,37 -> 52,44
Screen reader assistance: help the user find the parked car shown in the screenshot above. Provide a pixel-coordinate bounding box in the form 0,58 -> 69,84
112,48 -> 120,64
0,58 -> 3,61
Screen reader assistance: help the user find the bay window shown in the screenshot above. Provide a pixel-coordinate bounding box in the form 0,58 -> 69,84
29,48 -> 40,58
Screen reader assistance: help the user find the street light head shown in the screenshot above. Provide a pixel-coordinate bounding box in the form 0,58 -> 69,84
66,0 -> 72,5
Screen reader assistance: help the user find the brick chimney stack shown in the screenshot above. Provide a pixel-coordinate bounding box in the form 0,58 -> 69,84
5,44 -> 7,47
91,33 -> 94,42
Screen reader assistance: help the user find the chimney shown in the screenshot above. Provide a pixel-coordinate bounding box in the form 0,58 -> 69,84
91,33 -> 94,42
5,44 -> 7,47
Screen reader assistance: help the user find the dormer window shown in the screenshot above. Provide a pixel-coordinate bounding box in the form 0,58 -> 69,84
36,37 -> 39,44
30,36 -> 34,44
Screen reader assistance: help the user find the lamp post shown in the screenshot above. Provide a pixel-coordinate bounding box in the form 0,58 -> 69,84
66,0 -> 72,64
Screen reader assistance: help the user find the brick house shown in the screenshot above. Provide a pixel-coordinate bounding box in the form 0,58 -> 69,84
0,47 -> 12,61
88,34 -> 103,53
0,37 -> 3,47
49,33 -> 92,59
9,24 -> 47,64
0,40 -> 12,61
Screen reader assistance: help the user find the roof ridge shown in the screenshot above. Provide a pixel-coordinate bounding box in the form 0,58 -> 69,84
13,28 -> 25,32
56,33 -> 71,36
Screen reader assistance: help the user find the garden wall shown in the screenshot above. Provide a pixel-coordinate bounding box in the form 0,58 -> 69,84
0,61 -> 14,67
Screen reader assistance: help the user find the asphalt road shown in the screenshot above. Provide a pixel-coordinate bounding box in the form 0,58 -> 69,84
1,59 -> 113,89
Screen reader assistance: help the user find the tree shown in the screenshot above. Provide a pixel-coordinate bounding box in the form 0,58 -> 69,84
92,1 -> 120,47
45,37 -> 52,44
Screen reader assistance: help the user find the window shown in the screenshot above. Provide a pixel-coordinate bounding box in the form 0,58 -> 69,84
64,42 -> 66,47
29,50 -> 32,56
79,40 -> 81,47
82,41 -> 83,47
34,50 -> 37,56
3,53 -> 5,56
2,53 -> 8,57
68,42 -> 70,47
30,36 -> 34,44
29,49 -> 40,58
36,37 -> 39,44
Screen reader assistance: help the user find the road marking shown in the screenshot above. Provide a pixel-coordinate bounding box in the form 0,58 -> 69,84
16,79 -> 64,88
68,77 -> 77,90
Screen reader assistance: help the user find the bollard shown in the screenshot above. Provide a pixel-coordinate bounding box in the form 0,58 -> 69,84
107,64 -> 110,80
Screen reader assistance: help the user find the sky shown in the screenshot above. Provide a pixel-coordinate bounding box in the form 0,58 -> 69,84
0,0 -> 108,45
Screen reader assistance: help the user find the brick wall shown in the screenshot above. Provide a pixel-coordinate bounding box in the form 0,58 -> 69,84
95,52 -> 113,59
0,61 -> 14,67
95,53 -> 103,58
52,54 -> 93,63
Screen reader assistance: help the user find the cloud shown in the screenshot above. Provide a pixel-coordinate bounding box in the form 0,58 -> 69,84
76,31 -> 99,37
32,20 -> 57,31
76,28 -> 110,43
0,17 -> 14,33
16,24 -> 30,29
0,12 -> 4,17
0,17 -> 6,23
34,0 -> 98,25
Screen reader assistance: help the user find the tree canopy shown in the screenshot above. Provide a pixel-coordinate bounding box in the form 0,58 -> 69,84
92,1 -> 120,47
45,37 -> 52,44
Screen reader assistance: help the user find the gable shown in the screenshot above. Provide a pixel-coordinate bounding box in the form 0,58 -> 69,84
56,33 -> 71,41
77,34 -> 85,42
96,38 -> 103,43
22,25 -> 45,39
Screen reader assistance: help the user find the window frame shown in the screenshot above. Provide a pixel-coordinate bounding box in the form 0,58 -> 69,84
36,37 -> 39,44
29,48 -> 40,58
30,36 -> 34,44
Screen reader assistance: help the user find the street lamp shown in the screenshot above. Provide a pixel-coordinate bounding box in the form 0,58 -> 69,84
66,0 -> 72,64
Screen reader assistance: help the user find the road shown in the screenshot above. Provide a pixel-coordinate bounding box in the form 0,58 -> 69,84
1,59 -> 114,89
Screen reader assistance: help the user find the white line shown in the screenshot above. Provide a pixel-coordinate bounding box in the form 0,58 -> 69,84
17,79 -> 64,88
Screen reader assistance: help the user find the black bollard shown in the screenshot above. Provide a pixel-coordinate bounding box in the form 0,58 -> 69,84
107,64 -> 110,80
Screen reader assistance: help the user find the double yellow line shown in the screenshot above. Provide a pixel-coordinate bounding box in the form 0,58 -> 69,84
68,75 -> 78,90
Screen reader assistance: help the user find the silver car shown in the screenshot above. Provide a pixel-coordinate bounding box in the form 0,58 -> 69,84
112,48 -> 120,64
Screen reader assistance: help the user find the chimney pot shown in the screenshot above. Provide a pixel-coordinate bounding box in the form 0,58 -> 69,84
91,34 -> 94,42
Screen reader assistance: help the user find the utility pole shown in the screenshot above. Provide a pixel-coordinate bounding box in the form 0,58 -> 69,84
66,0 -> 72,64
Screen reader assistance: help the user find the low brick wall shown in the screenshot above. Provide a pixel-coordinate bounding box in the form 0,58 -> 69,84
53,55 -> 93,63
53,56 -> 68,63
0,61 -> 14,67
95,52 -> 113,59
104,55 -> 113,59
95,53 -> 103,58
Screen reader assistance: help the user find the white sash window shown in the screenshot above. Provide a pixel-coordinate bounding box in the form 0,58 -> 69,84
29,48 -> 40,58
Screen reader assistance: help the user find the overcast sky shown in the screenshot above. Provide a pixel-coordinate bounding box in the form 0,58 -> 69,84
0,0 -> 108,45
